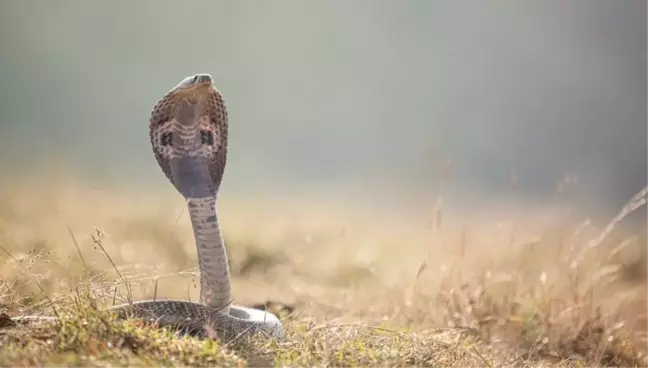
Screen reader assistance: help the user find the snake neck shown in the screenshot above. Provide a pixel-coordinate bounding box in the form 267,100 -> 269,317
187,196 -> 232,314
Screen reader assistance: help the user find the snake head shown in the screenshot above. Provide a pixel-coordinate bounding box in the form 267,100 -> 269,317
149,74 -> 229,198
170,74 -> 215,97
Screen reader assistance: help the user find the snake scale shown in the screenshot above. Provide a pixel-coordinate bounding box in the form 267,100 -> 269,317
13,74 -> 285,342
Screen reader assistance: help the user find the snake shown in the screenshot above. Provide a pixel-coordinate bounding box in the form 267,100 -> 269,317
12,74 -> 286,342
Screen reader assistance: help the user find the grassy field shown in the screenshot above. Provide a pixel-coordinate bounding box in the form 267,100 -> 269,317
0,170 -> 645,367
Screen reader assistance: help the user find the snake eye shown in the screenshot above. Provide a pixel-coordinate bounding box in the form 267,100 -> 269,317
200,130 -> 214,146
161,132 -> 173,146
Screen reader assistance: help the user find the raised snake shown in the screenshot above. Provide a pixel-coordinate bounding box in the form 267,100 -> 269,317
13,74 -> 286,342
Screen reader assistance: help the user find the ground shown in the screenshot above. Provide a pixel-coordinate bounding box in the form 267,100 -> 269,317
0,170 -> 645,367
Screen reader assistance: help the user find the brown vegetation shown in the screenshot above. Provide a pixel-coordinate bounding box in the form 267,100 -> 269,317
0,170 -> 645,367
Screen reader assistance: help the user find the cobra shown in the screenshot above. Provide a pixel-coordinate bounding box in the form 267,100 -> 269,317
15,74 -> 286,341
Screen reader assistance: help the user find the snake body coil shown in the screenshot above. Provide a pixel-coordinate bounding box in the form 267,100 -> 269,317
16,74 -> 285,341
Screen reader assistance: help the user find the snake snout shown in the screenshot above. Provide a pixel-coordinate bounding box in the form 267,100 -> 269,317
193,74 -> 213,85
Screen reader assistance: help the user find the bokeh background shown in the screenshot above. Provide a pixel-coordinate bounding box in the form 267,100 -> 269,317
0,3 -> 646,364
0,0 -> 645,224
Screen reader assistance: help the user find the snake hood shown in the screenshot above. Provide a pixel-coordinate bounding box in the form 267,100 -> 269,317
149,73 -> 229,199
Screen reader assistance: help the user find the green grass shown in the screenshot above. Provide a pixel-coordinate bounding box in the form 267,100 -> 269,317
0,172 -> 645,367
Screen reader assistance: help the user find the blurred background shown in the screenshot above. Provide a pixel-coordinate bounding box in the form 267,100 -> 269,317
0,0 -> 645,224
0,4 -> 646,361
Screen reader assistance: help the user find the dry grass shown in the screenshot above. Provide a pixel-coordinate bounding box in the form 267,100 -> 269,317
0,170 -> 645,367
